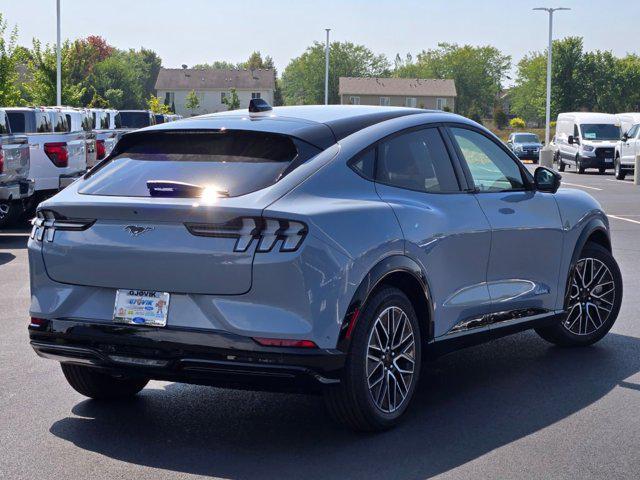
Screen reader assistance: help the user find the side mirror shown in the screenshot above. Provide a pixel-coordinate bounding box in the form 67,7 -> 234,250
534,166 -> 561,193
622,133 -> 629,141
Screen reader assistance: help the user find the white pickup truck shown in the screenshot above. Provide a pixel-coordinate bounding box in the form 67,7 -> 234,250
0,108 -> 33,227
58,107 -> 97,168
5,107 -> 87,207
89,108 -> 123,166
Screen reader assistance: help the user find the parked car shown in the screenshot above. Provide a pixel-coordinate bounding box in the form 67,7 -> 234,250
555,112 -> 620,174
153,113 -> 168,124
119,110 -> 156,129
5,107 -> 87,209
58,107 -> 97,169
506,132 -> 543,163
89,108 -> 121,165
614,122 -> 640,180
0,108 -> 33,227
28,104 -> 623,432
615,112 -> 640,136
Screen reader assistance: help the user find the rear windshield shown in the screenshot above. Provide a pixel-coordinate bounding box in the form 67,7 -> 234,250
120,111 -> 152,129
93,111 -> 109,129
79,130 -> 321,197
6,111 -> 52,133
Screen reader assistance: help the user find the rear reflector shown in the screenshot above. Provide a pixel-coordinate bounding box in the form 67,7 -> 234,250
252,337 -> 318,348
29,317 -> 47,327
44,142 -> 68,167
0,150 -> 4,174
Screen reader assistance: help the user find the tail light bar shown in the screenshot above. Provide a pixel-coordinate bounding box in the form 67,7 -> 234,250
253,337 -> 318,348
31,209 -> 95,242
0,150 -> 4,174
96,139 -> 106,160
44,142 -> 68,167
186,217 -> 307,253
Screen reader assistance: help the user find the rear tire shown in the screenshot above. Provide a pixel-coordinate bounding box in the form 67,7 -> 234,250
61,363 -> 149,400
0,201 -> 22,228
324,287 -> 422,432
598,167 -> 607,174
536,242 -> 622,347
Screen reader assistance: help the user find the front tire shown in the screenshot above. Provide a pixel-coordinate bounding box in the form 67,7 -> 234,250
536,242 -> 622,347
577,156 -> 585,174
324,287 -> 422,431
61,363 -> 149,400
615,157 -> 626,180
557,152 -> 565,172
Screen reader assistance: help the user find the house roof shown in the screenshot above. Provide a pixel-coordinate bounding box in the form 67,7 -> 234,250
154,68 -> 275,91
339,77 -> 457,97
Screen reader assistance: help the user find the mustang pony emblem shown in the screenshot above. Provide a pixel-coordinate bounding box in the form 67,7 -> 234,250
124,225 -> 154,237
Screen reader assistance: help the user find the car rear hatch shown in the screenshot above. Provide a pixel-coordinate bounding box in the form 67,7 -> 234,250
38,128 -> 322,295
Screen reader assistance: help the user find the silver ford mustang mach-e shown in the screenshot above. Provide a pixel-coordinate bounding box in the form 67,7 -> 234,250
28,103 -> 623,431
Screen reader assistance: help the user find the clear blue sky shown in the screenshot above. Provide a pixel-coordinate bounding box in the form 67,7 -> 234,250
3,0 -> 637,84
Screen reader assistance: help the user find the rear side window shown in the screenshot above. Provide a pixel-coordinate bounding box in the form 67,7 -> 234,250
350,148 -> 375,179
81,114 -> 93,131
80,130 -> 322,198
36,112 -> 52,133
0,112 -> 9,134
50,112 -> 68,132
7,112 -> 27,133
376,128 -> 460,193
114,113 -> 122,129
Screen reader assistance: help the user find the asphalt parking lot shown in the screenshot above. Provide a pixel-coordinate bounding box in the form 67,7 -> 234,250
2,166 -> 640,480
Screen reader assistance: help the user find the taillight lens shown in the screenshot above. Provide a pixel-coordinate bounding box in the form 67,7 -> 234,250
253,337 -> 318,348
44,142 -> 68,167
31,209 -> 95,242
0,150 -> 4,174
186,217 -> 307,253
96,139 -> 106,160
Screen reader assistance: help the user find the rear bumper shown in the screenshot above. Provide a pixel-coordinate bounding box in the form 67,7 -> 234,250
0,179 -> 34,201
29,319 -> 345,393
58,172 -> 84,190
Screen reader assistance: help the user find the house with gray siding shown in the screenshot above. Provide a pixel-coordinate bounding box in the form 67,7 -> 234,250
155,67 -> 275,116
338,77 -> 456,111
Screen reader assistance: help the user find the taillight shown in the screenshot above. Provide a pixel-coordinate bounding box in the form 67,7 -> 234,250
44,142 -> 68,167
253,337 -> 318,348
96,139 -> 106,160
186,217 -> 307,253
31,209 -> 95,242
0,150 -> 4,174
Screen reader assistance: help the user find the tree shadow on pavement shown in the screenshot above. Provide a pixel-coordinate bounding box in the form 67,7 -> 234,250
49,331 -> 640,480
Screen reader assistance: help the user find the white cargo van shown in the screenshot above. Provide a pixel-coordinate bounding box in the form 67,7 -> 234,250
554,112 -> 620,174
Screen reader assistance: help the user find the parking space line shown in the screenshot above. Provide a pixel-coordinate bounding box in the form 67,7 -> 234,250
606,179 -> 634,185
562,182 -> 603,191
608,214 -> 640,225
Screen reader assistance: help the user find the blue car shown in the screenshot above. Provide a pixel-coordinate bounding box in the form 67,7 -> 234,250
507,132 -> 543,163
28,104 -> 622,431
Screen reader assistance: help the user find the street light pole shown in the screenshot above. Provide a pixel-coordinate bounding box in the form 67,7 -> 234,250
533,7 -> 570,146
56,0 -> 61,106
324,28 -> 330,105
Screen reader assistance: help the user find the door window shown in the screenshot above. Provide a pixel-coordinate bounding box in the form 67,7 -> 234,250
450,127 -> 526,192
376,128 -> 459,193
626,124 -> 638,139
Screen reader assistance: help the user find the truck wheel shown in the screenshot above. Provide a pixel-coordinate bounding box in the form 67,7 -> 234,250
599,167 -> 607,174
536,242 -> 622,347
0,201 -> 22,228
61,363 -> 149,400
577,156 -> 585,174
615,158 -> 626,180
324,287 -> 422,431
557,153 -> 565,172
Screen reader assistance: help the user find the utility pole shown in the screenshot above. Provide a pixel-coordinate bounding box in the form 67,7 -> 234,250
56,0 -> 62,106
324,29 -> 331,105
533,7 -> 570,146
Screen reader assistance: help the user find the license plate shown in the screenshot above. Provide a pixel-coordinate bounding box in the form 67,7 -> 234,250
605,158 -> 613,163
113,289 -> 170,327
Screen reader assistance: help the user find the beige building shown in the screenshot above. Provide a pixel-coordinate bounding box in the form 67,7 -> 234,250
339,77 -> 457,111
155,67 -> 275,116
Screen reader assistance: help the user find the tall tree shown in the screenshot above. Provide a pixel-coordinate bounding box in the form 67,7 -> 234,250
0,14 -> 22,106
394,43 -> 511,117
281,41 -> 389,105
185,89 -> 200,115
221,87 -> 240,110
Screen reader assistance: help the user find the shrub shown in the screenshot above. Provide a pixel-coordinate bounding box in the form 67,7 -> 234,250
550,120 -> 557,129
493,107 -> 508,130
510,117 -> 526,129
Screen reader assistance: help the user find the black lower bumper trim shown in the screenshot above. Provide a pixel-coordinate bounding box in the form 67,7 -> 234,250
29,319 -> 345,393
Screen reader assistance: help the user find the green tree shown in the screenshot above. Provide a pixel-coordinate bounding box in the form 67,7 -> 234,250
192,61 -> 237,70
281,41 -> 389,105
147,95 -> 171,114
0,13 -> 21,106
493,107 -> 508,129
394,43 -> 511,117
221,87 -> 240,110
185,89 -> 200,115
